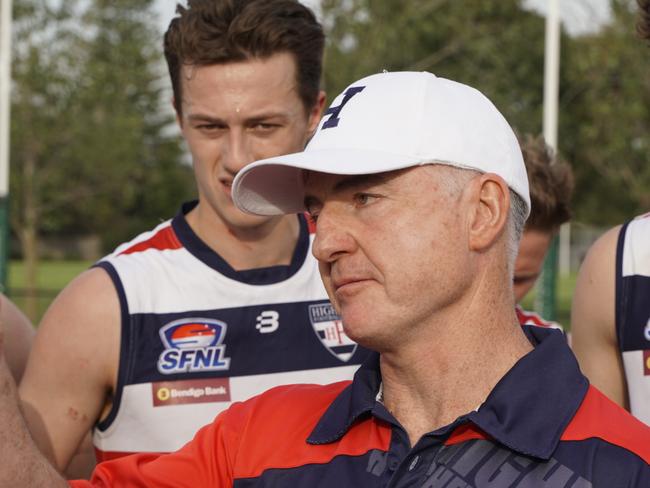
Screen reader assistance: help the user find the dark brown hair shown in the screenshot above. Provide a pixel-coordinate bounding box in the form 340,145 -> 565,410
519,134 -> 574,233
164,0 -> 324,117
639,0 -> 650,40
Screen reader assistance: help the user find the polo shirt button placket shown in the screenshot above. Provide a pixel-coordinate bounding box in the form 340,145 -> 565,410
408,455 -> 420,471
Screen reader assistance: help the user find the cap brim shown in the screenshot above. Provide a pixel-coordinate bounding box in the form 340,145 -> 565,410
232,148 -> 429,216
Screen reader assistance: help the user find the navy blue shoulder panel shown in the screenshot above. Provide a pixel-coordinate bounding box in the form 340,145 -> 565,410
172,201 -> 310,285
92,261 -> 132,432
615,221 -> 629,350
556,437 -> 650,487
615,220 -> 650,352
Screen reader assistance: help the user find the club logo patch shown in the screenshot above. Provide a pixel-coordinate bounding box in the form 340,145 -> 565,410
309,303 -> 357,362
644,350 -> 650,376
157,318 -> 231,374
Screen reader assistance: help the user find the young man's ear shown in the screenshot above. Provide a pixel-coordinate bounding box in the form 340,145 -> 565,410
173,97 -> 183,129
307,90 -> 327,134
468,173 -> 510,252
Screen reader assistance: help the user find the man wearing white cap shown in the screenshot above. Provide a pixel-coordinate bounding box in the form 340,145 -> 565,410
2,72 -> 649,487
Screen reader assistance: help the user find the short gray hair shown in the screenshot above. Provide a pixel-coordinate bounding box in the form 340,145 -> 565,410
507,189 -> 528,275
428,164 -> 527,275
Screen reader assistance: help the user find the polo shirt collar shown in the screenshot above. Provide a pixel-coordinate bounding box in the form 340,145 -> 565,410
307,326 -> 588,460
307,352 -> 381,444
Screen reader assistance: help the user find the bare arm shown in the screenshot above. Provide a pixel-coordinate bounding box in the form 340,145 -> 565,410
18,267 -> 121,472
1,294 -> 35,383
571,225 -> 628,408
0,296 -> 68,486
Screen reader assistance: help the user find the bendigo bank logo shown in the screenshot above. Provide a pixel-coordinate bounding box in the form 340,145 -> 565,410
157,318 -> 231,374
309,303 -> 358,362
152,378 -> 231,407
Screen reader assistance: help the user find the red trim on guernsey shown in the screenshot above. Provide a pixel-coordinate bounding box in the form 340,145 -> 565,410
562,385 -> 650,463
444,423 -> 492,446
232,382 -> 391,480
305,212 -> 316,234
95,448 -> 151,463
118,225 -> 182,256
515,306 -> 561,330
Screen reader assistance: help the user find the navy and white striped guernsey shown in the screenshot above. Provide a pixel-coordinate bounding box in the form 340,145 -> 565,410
616,212 -> 650,425
92,201 -> 370,460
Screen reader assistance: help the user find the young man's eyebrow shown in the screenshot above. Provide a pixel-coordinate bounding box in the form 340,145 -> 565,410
186,114 -> 225,124
186,111 -> 290,125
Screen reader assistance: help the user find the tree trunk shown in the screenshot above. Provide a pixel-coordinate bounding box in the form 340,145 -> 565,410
21,150 -> 39,323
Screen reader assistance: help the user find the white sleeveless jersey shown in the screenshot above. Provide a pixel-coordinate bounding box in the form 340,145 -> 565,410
616,213 -> 650,425
92,201 -> 370,460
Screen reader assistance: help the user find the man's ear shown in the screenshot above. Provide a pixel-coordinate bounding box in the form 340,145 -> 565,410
468,173 -> 510,252
307,90 -> 327,134
173,97 -> 183,129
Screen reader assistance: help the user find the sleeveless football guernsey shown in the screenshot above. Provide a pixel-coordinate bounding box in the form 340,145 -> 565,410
616,213 -> 650,425
92,201 -> 370,459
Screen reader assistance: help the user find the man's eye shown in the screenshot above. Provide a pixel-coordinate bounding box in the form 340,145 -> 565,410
354,193 -> 377,206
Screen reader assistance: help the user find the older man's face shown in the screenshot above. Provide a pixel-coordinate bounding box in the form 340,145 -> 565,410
304,166 -> 476,351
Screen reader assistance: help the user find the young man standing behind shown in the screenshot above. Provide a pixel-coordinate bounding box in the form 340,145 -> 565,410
18,0 -> 368,474
514,134 -> 573,331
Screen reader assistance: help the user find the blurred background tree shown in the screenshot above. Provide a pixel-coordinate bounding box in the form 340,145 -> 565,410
562,0 -> 650,224
10,0 -> 193,318
321,0 -> 649,226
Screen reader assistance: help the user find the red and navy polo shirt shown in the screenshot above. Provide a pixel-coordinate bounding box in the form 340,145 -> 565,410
72,326 -> 650,487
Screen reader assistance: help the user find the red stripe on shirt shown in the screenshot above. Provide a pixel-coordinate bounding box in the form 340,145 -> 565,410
231,382 -> 391,480
445,423 -> 492,446
562,385 -> 650,463
118,226 -> 182,256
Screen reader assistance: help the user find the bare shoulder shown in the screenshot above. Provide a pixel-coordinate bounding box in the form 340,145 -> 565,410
19,266 -> 121,469
1,294 -> 35,382
571,225 -> 627,406
25,266 -> 120,382
572,224 -> 621,328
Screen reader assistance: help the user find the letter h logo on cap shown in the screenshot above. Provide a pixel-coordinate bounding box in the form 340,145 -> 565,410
322,86 -> 365,129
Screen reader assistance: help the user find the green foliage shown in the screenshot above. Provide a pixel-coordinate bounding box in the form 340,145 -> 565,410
561,0 -> 650,225
321,0 -> 650,225
321,0 -> 560,136
10,0 -> 194,254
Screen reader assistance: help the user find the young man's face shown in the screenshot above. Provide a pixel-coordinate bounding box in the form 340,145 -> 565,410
177,52 -> 324,230
513,228 -> 554,303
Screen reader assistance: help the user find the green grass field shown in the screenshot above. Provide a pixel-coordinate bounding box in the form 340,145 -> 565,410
7,260 -> 92,323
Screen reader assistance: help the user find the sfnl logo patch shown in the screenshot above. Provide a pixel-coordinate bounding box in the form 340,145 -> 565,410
157,318 -> 231,374
309,303 -> 357,362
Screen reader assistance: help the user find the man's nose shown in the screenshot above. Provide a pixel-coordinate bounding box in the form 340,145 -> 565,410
312,205 -> 356,264
222,130 -> 252,175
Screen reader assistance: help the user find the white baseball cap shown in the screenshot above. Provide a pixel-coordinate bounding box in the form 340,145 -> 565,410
232,71 -> 530,217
